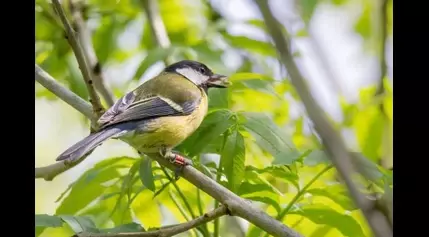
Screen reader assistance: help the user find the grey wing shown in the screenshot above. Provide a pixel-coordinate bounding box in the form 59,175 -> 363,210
97,92 -> 200,128
98,91 -> 136,125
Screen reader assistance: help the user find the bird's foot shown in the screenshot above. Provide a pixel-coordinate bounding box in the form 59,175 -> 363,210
159,147 -> 193,180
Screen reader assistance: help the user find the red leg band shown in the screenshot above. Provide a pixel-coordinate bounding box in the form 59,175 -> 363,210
174,154 -> 186,166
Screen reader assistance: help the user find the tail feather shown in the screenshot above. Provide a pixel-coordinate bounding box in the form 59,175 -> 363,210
56,123 -> 134,162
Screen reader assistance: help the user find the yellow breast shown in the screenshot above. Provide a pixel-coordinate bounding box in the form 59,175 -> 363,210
130,89 -> 208,153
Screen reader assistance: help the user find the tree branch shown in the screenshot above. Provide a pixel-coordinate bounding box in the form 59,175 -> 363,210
139,0 -> 174,65
35,64 -> 95,123
68,0 -> 115,107
35,154 -> 89,181
140,0 -> 171,49
76,205 -> 228,237
35,65 -> 96,180
253,1 -> 392,237
375,0 -> 389,97
52,0 -> 105,118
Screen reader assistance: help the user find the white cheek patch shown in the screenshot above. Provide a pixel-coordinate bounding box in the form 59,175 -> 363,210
176,67 -> 208,85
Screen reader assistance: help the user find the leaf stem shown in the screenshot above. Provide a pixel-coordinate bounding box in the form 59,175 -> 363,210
160,166 -> 197,219
168,190 -> 191,221
262,165 -> 333,237
213,164 -> 224,237
160,166 -> 208,236
258,165 -> 333,237
197,188 -> 210,236
278,165 -> 333,220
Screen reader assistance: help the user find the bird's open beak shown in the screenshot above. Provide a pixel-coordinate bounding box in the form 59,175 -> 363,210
207,74 -> 231,88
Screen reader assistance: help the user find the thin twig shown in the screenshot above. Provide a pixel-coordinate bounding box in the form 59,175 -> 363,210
76,205 -> 228,237
35,65 -> 96,180
253,1 -> 392,237
160,167 -> 197,219
277,165 -> 333,220
375,0 -> 389,97
168,190 -> 191,221
160,166 -> 209,236
69,0 -> 115,107
139,0 -> 174,65
35,153 -> 89,181
139,0 -> 171,49
213,161 -> 223,237
51,0 -> 105,118
196,188 -> 210,236
376,0 -> 392,170
261,165 -> 332,237
35,64 -> 96,123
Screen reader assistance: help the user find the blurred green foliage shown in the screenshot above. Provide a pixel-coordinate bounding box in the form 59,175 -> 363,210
35,0 -> 393,236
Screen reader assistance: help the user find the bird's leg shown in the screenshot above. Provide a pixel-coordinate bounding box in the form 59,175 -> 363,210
159,146 -> 192,180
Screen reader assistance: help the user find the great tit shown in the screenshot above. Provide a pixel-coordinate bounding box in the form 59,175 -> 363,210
56,60 -> 230,167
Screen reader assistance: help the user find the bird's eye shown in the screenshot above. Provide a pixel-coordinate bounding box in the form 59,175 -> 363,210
198,67 -> 206,74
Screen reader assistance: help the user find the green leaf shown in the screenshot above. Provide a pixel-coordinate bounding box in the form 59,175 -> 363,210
244,171 -> 283,196
35,214 -> 63,227
208,88 -> 229,109
271,150 -> 303,165
100,223 -> 145,233
111,160 -> 141,217
309,225 -> 332,237
139,158 -> 155,192
295,29 -> 309,37
199,164 -> 216,180
132,47 -> 177,80
55,164 -> 121,215
245,19 -> 268,32
55,182 -> 75,203
153,181 -> 171,199
350,152 -> 383,182
307,185 -> 357,210
59,215 -> 98,234
354,3 -> 372,39
221,129 -> 245,193
301,0 -> 319,23
228,72 -> 273,82
238,182 -> 281,213
178,110 -> 236,156
246,196 -> 281,213
238,182 -> 275,195
234,79 -> 278,97
245,165 -> 299,188
223,34 -> 276,57
355,108 -> 384,162
290,204 -> 365,237
303,149 -> 331,167
240,112 -> 298,164
331,0 -> 347,5
93,16 -> 129,64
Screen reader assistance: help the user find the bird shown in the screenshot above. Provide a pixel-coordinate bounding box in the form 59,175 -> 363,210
56,60 -> 230,169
